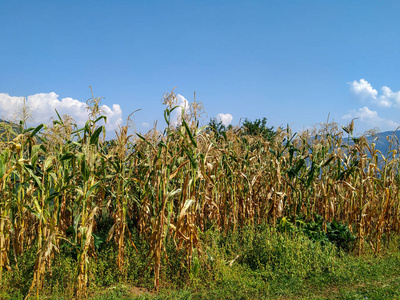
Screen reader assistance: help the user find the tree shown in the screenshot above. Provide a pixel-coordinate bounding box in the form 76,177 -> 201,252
208,118 -> 226,136
242,117 -> 276,141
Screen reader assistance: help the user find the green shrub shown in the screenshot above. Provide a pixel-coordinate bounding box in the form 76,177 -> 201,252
277,215 -> 356,252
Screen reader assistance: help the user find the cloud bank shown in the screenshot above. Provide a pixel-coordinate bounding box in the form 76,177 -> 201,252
350,79 -> 400,108
342,106 -> 399,129
216,113 -> 233,127
0,92 -> 122,131
344,79 -> 400,131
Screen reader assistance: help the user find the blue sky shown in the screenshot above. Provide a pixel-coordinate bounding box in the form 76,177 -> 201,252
1,0 -> 400,135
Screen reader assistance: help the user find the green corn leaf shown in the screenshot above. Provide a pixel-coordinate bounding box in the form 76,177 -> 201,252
94,115 -> 107,124
23,204 -> 41,219
322,156 -> 335,167
0,161 -> 4,180
80,159 -> 90,182
30,124 -> 44,137
24,167 -> 43,191
195,125 -> 208,136
54,109 -> 64,124
182,119 -> 197,147
164,108 -> 171,125
60,153 -> 75,161
181,144 -> 197,169
90,126 -> 104,145
84,181 -> 101,201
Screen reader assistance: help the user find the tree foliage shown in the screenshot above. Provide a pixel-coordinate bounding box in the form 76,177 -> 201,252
242,117 -> 276,141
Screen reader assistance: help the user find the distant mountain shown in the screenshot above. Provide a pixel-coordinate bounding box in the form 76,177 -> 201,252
345,130 -> 400,156
366,131 -> 400,154
0,119 -> 20,137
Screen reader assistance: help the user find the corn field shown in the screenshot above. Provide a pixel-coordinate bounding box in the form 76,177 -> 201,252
1,90 -> 400,298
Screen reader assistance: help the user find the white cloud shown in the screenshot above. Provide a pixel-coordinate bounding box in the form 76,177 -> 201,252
350,79 -> 400,108
349,79 -> 378,100
379,86 -> 400,107
216,113 -> 233,127
0,94 -> 24,117
142,122 -> 150,128
100,103 -> 123,131
0,92 -> 122,131
170,94 -> 189,127
342,106 -> 399,129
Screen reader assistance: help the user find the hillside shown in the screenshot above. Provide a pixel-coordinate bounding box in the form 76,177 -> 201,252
364,130 -> 400,155
0,119 -> 20,138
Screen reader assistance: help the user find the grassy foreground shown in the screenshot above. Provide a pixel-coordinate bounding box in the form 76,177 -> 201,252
2,224 -> 400,299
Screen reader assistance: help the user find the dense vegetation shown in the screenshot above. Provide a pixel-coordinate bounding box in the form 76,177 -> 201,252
1,90 -> 400,299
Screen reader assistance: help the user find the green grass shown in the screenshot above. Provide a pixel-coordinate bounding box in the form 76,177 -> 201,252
85,251 -> 400,300
94,252 -> 400,300
2,223 -> 399,299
